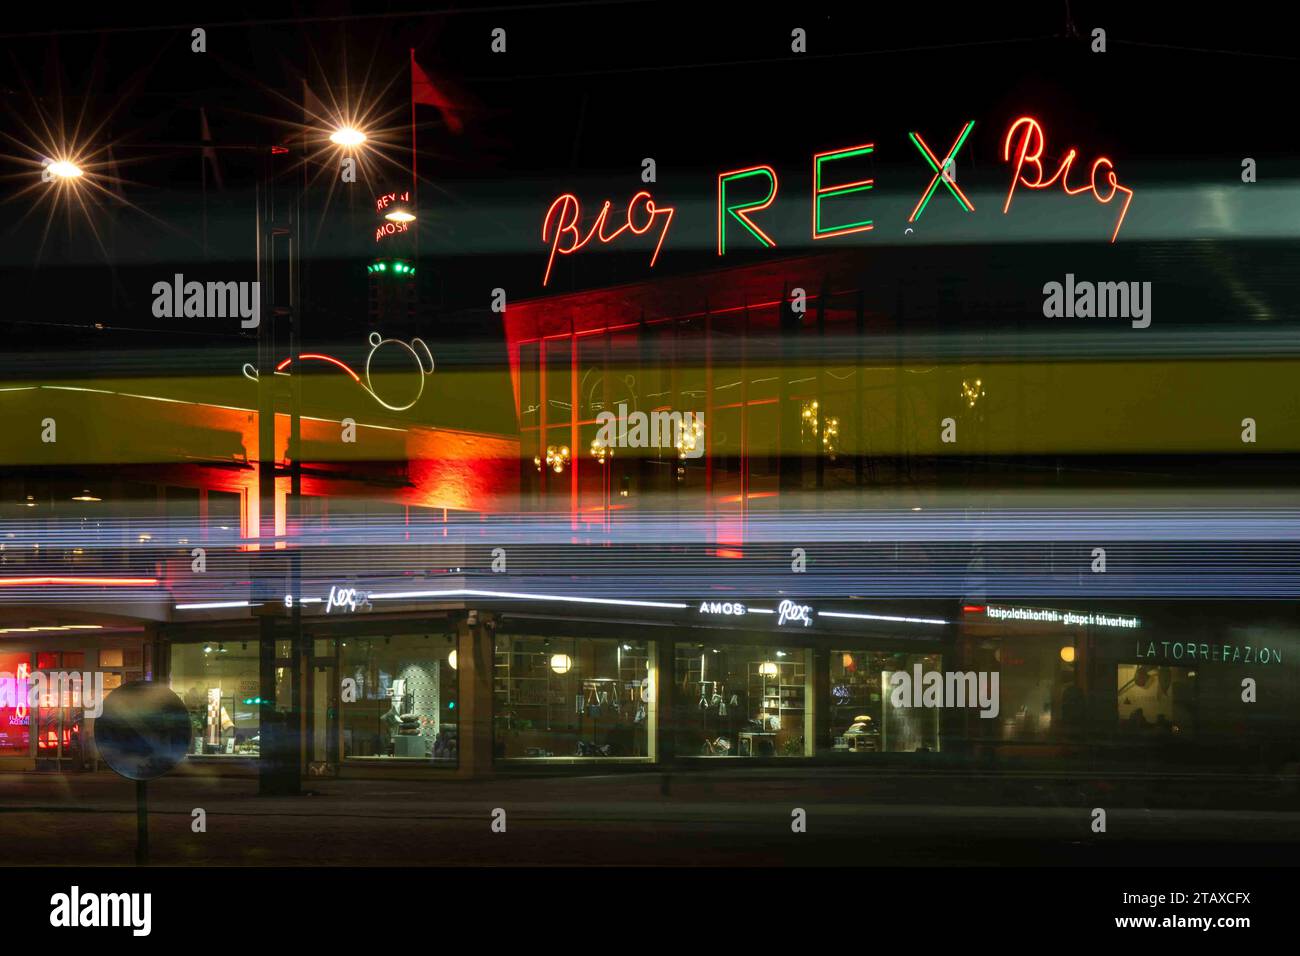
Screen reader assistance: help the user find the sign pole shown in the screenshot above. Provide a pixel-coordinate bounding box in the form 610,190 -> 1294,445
136,779 -> 149,866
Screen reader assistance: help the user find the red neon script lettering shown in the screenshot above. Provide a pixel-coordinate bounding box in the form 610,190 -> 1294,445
1002,116 -> 1134,242
542,190 -> 675,286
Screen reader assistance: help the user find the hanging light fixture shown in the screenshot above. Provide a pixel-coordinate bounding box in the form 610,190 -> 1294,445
675,418 -> 704,460
541,445 -> 570,474
960,378 -> 986,409
550,653 -> 573,675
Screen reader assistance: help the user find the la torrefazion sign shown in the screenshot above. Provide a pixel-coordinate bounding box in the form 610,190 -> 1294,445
540,115 -> 1134,286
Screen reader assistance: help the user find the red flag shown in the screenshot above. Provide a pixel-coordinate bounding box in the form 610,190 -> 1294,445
411,57 -> 464,134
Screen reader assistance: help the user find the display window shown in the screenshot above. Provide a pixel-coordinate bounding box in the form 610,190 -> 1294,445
494,634 -> 654,759
967,635 -> 1077,742
1117,664 -> 1197,736
340,634 -> 458,762
827,650 -> 943,754
170,641 -> 282,756
672,643 -> 812,757
0,651 -> 32,756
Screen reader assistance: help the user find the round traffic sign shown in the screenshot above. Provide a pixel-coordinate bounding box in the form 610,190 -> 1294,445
93,681 -> 192,781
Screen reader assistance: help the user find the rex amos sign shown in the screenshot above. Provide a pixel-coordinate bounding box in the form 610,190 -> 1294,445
540,115 -> 1134,286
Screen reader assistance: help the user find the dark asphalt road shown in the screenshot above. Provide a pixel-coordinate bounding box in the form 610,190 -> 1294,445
3,767 -> 1297,866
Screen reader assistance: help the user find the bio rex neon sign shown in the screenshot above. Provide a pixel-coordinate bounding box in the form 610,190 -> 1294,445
538,115 -> 1133,286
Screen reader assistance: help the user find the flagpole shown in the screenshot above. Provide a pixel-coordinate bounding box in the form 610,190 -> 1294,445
410,48 -> 418,270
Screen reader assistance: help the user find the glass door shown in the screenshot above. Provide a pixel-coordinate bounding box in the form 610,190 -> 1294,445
35,652 -> 86,768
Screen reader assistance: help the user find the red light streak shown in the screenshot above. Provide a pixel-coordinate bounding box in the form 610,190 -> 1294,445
275,353 -> 362,383
1001,116 -> 1134,242
0,576 -> 158,587
963,605 -> 986,613
542,190 -> 675,287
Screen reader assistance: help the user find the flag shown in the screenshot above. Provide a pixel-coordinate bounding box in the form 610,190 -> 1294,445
200,107 -> 224,189
411,56 -> 464,134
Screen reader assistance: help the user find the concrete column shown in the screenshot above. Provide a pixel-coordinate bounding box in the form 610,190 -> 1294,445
654,636 -> 676,762
456,613 -> 496,778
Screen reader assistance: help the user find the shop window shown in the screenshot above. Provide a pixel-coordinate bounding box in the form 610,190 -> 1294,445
0,651 -> 32,756
170,642 -> 261,756
968,636 -> 1073,742
519,341 -> 540,429
1117,664 -> 1197,737
544,337 -> 573,426
827,651 -> 942,754
341,634 -> 458,763
672,644 -> 812,757
494,635 -> 654,760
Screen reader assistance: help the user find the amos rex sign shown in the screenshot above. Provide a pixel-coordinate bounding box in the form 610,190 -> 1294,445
541,115 -> 1134,286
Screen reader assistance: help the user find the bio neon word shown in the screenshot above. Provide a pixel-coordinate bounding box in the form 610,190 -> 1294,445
541,190 -> 675,286
1002,116 -> 1134,243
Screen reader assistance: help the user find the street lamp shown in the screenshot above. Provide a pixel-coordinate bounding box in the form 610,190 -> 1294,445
328,126 -> 366,147
46,160 -> 84,180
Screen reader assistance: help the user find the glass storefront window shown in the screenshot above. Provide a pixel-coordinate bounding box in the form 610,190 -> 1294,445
494,635 -> 654,759
170,642 -> 261,756
0,651 -> 32,756
828,650 -> 942,754
1118,664 -> 1196,736
672,644 -> 812,757
341,635 -> 457,762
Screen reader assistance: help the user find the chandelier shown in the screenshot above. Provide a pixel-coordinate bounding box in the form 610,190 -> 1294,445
534,445 -> 571,474
800,400 -> 840,459
675,418 -> 704,460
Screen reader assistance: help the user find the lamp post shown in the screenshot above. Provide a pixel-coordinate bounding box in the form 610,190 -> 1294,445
105,113 -> 365,795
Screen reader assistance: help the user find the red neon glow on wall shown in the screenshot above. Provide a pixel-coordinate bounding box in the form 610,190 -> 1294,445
274,353 -> 363,383
1001,116 -> 1134,242
541,190 -> 675,286
0,576 -> 158,587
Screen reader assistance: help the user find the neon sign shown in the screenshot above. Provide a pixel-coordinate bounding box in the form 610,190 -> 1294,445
1002,116 -> 1134,243
719,165 -> 779,253
777,600 -> 813,627
242,332 -> 435,412
541,190 -> 675,286
907,121 -> 975,222
375,191 -> 411,214
812,145 -> 874,240
375,191 -> 413,242
375,220 -> 411,242
537,115 -> 1135,283
326,585 -> 372,614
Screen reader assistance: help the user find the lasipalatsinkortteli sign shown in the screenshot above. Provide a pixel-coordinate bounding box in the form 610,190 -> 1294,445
972,604 -> 1141,629
540,115 -> 1134,286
